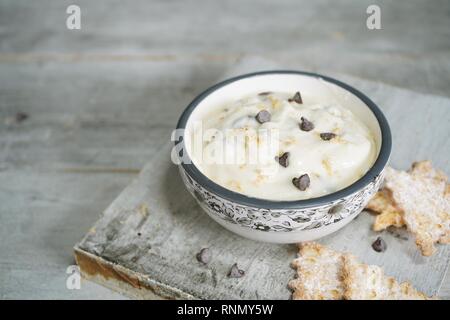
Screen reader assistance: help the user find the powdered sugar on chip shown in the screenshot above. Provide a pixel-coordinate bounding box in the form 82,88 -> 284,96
289,243 -> 433,300
289,243 -> 344,300
342,254 -> 430,300
410,160 -> 447,181
385,162 -> 450,256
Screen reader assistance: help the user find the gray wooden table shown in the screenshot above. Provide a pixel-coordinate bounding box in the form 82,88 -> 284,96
0,0 -> 449,299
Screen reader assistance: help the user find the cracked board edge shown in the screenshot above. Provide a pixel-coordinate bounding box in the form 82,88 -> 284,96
73,245 -> 198,300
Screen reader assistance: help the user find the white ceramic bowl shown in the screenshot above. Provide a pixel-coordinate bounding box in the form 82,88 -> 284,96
175,71 -> 391,243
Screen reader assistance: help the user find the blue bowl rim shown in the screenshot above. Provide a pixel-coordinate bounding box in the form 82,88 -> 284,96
175,70 -> 392,209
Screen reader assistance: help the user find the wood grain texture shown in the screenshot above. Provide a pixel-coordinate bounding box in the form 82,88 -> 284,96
76,67 -> 450,299
2,0 -> 450,98
0,0 -> 449,299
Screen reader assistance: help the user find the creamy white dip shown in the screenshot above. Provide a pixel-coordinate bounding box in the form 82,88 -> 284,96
189,91 -> 376,201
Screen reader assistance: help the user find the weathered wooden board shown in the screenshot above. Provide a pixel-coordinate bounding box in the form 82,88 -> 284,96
2,0 -> 450,299
75,62 -> 450,299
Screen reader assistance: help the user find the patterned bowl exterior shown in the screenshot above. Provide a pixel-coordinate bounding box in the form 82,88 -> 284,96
179,166 -> 385,232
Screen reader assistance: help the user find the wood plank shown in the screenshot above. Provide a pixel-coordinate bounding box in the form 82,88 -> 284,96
76,70 -> 450,299
0,58 -> 226,299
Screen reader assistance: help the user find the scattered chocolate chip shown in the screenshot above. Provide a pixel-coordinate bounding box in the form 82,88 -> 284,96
299,117 -> 314,131
288,91 -> 303,104
275,152 -> 290,168
258,91 -> 272,96
137,232 -> 142,236
292,174 -> 310,191
196,248 -> 211,264
15,112 -> 29,123
228,263 -> 245,278
372,237 -> 387,252
320,132 -> 337,141
255,110 -> 271,124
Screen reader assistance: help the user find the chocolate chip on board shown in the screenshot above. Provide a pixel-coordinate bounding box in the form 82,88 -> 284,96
275,152 -> 290,168
15,112 -> 29,123
292,174 -> 310,191
228,263 -> 245,278
299,117 -> 314,131
320,132 -> 337,141
196,248 -> 212,264
255,110 -> 271,124
288,91 -> 303,104
258,91 -> 272,96
372,237 -> 387,252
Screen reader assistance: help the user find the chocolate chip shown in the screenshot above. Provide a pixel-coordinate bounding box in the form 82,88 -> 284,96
137,232 -> 142,236
299,117 -> 314,131
292,174 -> 310,191
372,237 -> 387,252
228,263 -> 245,278
196,248 -> 211,264
255,110 -> 271,124
258,91 -> 272,96
15,112 -> 29,123
320,132 -> 337,141
288,91 -> 303,104
275,152 -> 289,168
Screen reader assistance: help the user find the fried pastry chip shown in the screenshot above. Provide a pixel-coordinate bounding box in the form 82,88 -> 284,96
384,162 -> 449,256
289,243 -> 433,300
289,243 -> 344,300
342,254 -> 431,300
366,189 -> 405,231
366,161 -> 449,256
